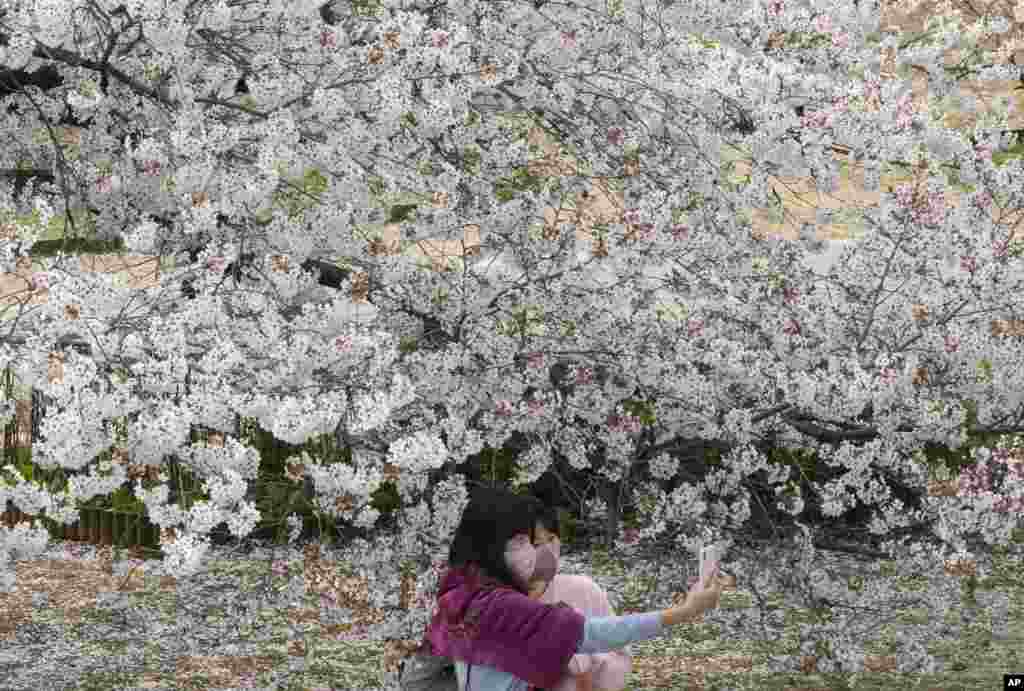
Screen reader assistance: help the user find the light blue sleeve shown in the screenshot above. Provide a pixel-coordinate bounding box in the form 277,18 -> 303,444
577,612 -> 664,654
455,660 -> 529,691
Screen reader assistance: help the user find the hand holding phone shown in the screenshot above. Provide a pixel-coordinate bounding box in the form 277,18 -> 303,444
693,530 -> 721,593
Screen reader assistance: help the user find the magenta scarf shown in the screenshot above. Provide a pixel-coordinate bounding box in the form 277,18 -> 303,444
424,564 -> 585,689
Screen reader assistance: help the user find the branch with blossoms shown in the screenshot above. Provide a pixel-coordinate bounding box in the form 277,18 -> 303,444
0,1 -> 1022,680
780,408 -> 1024,445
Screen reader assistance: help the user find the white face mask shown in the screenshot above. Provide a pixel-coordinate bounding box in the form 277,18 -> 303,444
531,539 -> 560,582
504,535 -> 536,585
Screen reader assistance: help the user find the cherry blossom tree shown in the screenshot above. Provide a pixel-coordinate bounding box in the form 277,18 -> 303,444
0,0 -> 1021,678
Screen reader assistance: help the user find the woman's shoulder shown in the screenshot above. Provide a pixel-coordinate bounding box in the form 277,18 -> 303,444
551,573 -> 608,602
553,572 -> 604,591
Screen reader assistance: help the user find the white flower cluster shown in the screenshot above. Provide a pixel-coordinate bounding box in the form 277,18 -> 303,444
0,0 -> 1020,671
387,430 -> 448,473
306,460 -> 382,519
512,441 -> 553,487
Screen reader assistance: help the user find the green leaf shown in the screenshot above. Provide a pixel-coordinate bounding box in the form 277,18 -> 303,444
302,167 -> 328,196
399,111 -> 418,129
108,485 -> 146,513
992,149 -> 1024,168
622,398 -> 657,426
387,203 -> 418,223
398,337 -> 419,354
368,176 -> 387,199
462,147 -> 482,175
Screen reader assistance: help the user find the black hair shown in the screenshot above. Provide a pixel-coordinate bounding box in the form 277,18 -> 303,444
447,485 -> 541,593
534,501 -> 561,540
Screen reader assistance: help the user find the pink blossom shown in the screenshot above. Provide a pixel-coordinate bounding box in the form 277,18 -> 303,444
783,285 -> 800,305
621,527 -> 640,544
993,496 -> 1024,514
560,30 -> 577,48
207,256 -> 226,272
974,144 -> 993,162
623,208 -> 641,225
607,127 -> 625,146
974,191 -> 993,210
320,29 -> 337,48
914,190 -> 946,227
29,272 -> 49,291
944,335 -> 960,353
879,367 -> 898,385
142,159 -> 161,176
767,0 -> 784,17
782,318 -> 801,336
993,239 -> 1009,259
575,366 -> 594,385
687,318 -> 704,337
895,184 -> 915,209
801,110 -> 831,129
895,94 -> 915,129
495,399 -> 515,416
96,175 -> 115,193
959,255 -> 977,274
526,351 -> 545,369
831,31 -> 850,50
431,31 -> 450,48
636,223 -> 655,240
335,335 -> 353,352
863,79 -> 881,103
814,15 -> 832,33
607,414 -> 641,433
958,462 -> 992,496
527,399 -> 545,416
671,224 -> 690,241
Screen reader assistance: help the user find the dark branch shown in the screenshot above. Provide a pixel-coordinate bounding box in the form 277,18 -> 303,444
782,408 -> 1024,444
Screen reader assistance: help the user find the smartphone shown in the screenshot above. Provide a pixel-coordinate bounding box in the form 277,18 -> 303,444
694,528 -> 721,592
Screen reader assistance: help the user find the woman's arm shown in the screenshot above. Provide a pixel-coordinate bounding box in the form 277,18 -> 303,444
576,602 -> 702,655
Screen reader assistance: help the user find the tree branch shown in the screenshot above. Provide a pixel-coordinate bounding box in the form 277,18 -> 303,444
782,408 -> 1024,445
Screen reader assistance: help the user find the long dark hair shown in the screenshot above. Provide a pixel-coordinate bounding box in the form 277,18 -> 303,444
534,500 -> 561,539
447,485 -> 541,594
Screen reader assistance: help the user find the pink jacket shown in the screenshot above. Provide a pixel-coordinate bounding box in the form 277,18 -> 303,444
538,573 -> 632,691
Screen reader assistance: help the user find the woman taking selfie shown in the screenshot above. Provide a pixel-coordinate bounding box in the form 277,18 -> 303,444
424,486 -> 725,691
525,499 -> 632,691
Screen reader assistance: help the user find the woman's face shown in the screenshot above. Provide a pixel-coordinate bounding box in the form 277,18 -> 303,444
506,520 -> 556,551
533,521 -> 558,547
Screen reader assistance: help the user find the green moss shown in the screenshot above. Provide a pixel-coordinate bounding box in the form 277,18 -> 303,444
397,336 -> 419,354
459,147 -> 481,175
399,111 -> 418,129
29,237 -> 125,257
477,445 -> 519,486
494,166 -> 544,202
621,398 -> 657,426
351,0 -> 383,16
387,203 -> 418,223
